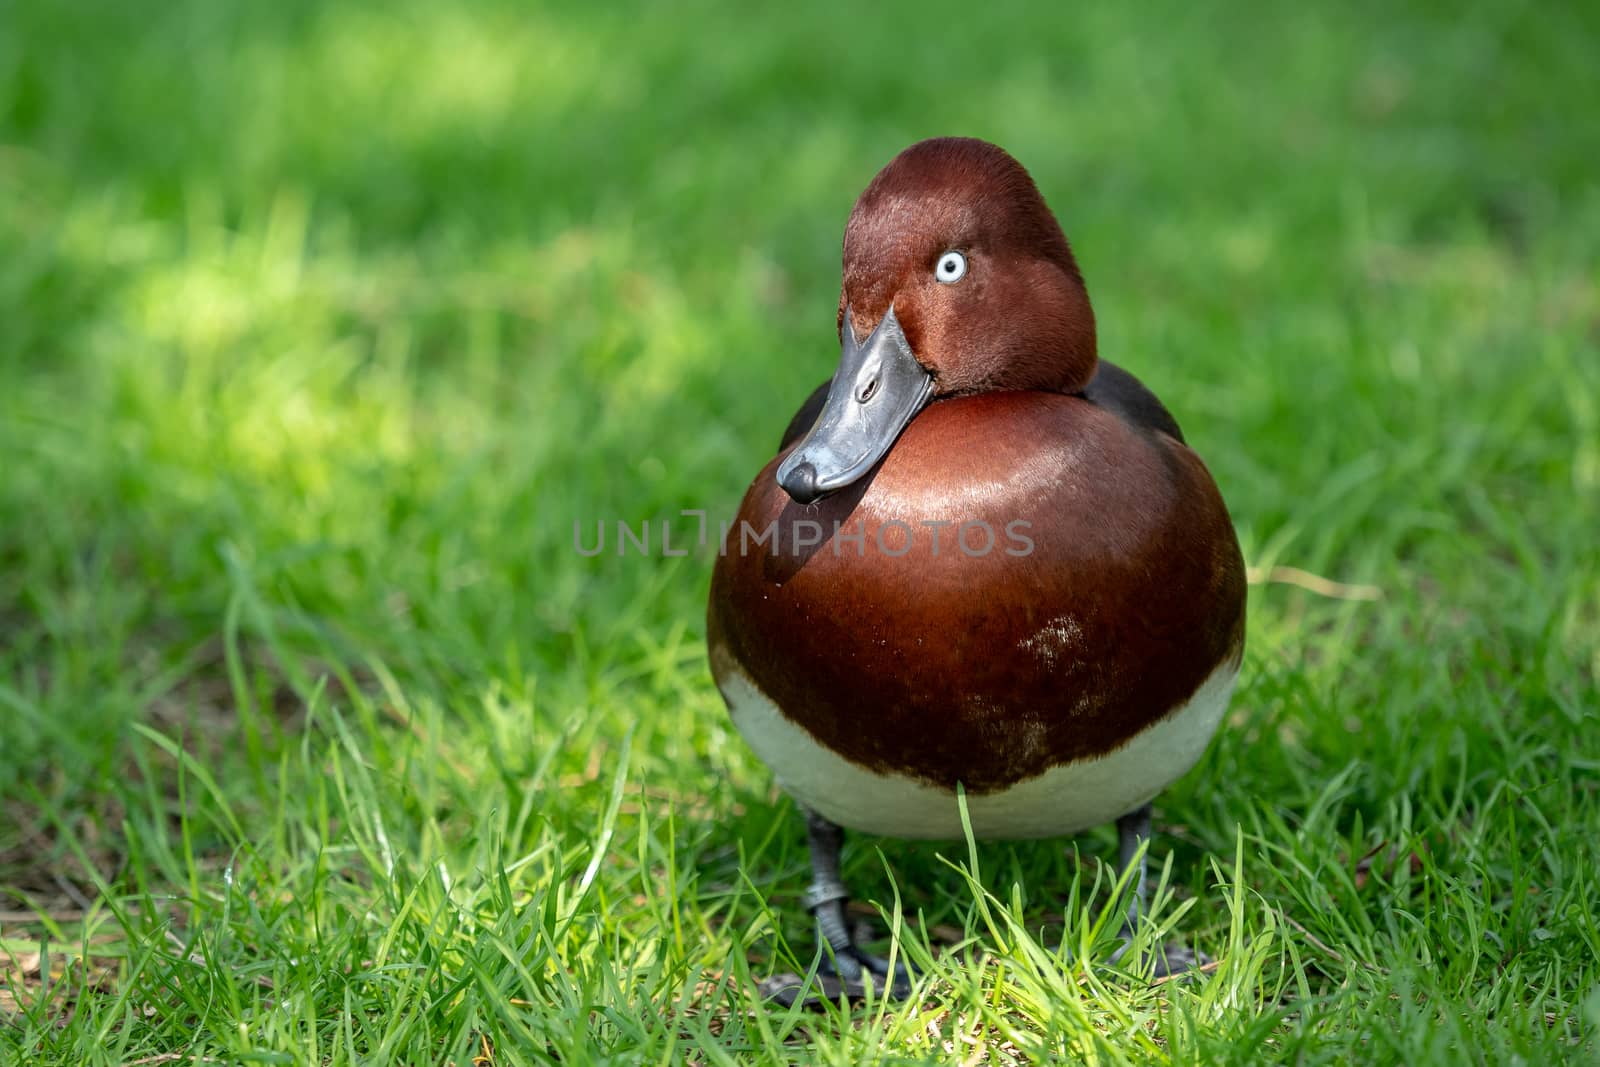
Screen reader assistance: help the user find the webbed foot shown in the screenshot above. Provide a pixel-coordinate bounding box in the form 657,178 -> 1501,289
761,946 -> 915,1007
1110,935 -> 1211,980
761,809 -> 916,1008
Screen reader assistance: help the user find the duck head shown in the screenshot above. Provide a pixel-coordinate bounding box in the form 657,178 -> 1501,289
777,137 -> 1099,504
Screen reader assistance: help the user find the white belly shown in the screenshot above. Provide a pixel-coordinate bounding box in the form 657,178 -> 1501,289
719,662 -> 1237,840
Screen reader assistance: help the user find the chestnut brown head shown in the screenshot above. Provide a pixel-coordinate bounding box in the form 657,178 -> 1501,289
841,138 -> 1097,395
777,138 -> 1097,504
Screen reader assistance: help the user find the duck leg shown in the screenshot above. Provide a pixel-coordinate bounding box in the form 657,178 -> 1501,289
760,808 -> 914,1006
1115,803 -> 1152,934
1108,802 -> 1206,977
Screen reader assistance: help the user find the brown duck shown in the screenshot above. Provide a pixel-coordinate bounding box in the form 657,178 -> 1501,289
708,137 -> 1247,1002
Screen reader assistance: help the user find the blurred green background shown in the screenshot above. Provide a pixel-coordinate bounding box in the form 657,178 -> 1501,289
2,1 -> 1598,1063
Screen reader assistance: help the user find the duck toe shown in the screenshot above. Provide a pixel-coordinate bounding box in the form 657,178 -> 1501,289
1111,938 -> 1211,980
760,949 -> 915,1008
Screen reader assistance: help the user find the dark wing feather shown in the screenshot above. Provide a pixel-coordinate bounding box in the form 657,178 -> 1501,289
1081,360 -> 1185,443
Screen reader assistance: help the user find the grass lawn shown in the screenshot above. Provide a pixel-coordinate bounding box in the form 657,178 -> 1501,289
3,0 -> 1598,1062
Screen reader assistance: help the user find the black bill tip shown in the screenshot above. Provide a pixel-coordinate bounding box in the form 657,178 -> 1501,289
777,460 -> 821,505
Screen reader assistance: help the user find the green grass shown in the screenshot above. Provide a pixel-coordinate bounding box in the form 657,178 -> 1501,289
2,0 -> 1598,1062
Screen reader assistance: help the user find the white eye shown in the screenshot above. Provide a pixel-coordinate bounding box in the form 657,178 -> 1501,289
934,250 -> 967,284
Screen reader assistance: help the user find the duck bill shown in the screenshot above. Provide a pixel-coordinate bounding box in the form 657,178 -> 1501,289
776,306 -> 934,504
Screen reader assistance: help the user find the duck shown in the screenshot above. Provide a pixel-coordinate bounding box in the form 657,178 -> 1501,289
706,137 -> 1247,1004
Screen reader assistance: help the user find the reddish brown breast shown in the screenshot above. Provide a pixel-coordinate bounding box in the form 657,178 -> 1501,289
707,391 -> 1246,794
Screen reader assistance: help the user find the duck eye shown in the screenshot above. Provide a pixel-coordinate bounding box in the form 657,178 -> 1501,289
934,250 -> 967,284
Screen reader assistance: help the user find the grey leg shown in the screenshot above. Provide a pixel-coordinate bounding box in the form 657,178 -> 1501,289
800,808 -> 861,979
1115,802 -> 1152,937
761,808 -> 914,1006
1109,802 -> 1205,977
